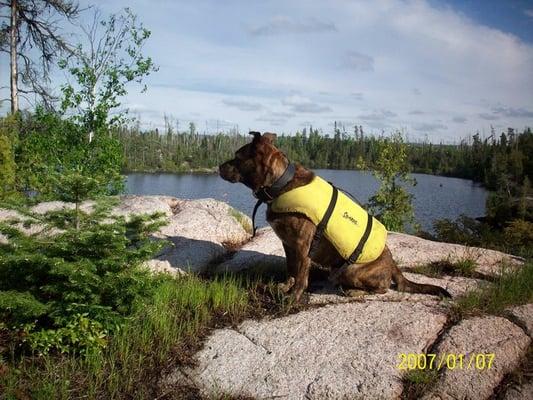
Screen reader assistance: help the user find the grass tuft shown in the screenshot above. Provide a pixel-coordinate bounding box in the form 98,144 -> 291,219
411,257 -> 477,278
451,260 -> 533,320
228,208 -> 253,235
453,258 -> 477,276
401,368 -> 439,400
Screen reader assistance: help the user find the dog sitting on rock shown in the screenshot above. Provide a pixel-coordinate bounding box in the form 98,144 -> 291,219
219,131 -> 451,301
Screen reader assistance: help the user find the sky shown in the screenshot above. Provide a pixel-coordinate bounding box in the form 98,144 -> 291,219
2,0 -> 533,142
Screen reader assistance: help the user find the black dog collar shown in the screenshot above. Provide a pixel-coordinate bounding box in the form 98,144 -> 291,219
254,163 -> 296,202
251,162 -> 296,236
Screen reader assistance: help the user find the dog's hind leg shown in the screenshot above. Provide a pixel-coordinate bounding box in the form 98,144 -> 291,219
331,262 -> 391,293
329,248 -> 395,294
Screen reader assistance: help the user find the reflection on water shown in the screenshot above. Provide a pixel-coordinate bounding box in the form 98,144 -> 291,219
126,169 -> 487,233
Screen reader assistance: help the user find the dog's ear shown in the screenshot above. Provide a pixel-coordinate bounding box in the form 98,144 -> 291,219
262,132 -> 277,143
249,131 -> 261,145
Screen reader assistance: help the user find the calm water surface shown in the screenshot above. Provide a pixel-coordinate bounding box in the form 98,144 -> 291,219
126,170 -> 487,232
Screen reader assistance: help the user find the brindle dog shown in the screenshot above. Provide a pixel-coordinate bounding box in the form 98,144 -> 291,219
219,131 -> 451,301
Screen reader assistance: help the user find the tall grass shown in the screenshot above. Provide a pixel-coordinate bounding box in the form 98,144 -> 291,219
1,274 -> 248,399
452,261 -> 533,319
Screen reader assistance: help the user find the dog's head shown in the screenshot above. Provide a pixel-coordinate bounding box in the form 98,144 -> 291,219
219,131 -> 288,191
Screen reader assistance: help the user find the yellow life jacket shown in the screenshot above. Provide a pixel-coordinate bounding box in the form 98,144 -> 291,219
271,176 -> 387,263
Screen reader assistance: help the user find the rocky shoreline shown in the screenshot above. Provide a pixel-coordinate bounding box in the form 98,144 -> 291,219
1,195 -> 531,399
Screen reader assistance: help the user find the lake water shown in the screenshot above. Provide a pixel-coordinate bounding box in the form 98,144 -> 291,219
125,170 -> 487,233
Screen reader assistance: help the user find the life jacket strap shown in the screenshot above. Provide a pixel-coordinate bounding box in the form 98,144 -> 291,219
251,198 -> 264,237
348,213 -> 373,264
308,184 -> 338,258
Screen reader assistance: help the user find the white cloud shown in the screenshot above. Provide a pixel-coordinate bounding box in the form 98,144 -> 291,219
248,16 -> 336,36
413,122 -> 448,132
359,109 -> 397,121
342,51 -> 374,71
478,113 -> 499,121
492,106 -> 533,118
222,98 -> 264,111
282,95 -> 332,113
452,116 -> 467,123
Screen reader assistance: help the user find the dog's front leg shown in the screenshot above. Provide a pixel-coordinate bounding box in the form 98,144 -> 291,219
270,215 -> 314,301
278,243 -> 297,293
281,240 -> 311,302
291,251 -> 311,302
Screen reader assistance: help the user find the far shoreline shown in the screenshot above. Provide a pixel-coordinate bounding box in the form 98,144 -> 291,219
123,168 -> 487,187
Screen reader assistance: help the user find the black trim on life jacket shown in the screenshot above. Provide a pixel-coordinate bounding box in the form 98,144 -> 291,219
348,212 -> 373,264
308,185 -> 338,258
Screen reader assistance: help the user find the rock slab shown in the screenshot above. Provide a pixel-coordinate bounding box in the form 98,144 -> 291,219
506,304 -> 533,338
503,382 -> 533,400
422,316 -> 531,400
173,302 -> 447,399
155,198 -> 250,273
388,232 -> 523,278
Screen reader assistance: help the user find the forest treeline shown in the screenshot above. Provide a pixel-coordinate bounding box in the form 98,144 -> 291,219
118,123 -> 533,192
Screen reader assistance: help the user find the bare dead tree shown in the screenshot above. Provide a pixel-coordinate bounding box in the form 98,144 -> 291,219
0,0 -> 80,113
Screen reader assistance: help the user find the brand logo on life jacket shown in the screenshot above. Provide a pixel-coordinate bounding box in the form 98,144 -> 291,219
343,211 -> 358,225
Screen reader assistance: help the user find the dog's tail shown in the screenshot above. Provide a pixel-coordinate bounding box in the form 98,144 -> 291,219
391,264 -> 451,298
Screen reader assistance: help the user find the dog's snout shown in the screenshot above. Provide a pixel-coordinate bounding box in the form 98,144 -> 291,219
219,160 -> 240,183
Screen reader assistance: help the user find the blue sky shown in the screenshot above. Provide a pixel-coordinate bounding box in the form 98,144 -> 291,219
2,0 -> 533,142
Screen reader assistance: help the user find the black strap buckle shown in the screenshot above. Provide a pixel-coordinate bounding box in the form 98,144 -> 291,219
254,187 -> 274,202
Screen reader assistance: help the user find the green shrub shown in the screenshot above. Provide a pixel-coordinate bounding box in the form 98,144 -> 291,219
432,215 -> 532,259
504,220 -> 533,248
0,291 -> 49,323
0,116 -> 17,198
24,313 -> 108,356
1,274 -> 249,399
0,199 -> 167,354
362,132 -> 417,232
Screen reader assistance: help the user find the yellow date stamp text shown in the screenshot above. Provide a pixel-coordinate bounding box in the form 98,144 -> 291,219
397,353 -> 495,371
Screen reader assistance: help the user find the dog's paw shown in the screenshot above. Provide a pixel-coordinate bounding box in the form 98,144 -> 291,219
277,277 -> 295,293
289,283 -> 308,302
342,288 -> 368,298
